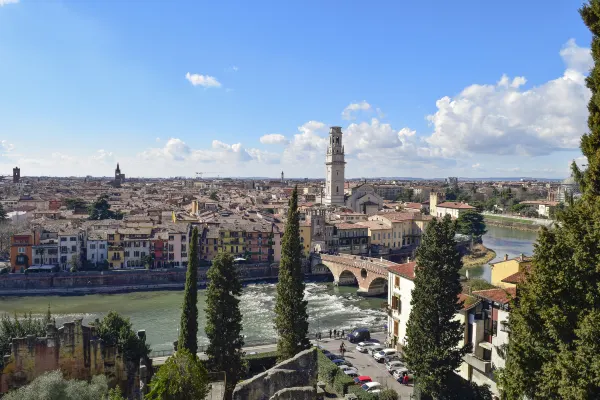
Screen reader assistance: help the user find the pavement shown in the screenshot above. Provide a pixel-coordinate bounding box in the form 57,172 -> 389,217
317,332 -> 414,399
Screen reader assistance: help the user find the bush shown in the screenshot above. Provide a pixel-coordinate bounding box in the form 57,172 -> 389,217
3,371 -> 111,400
347,385 -> 379,400
332,370 -> 355,395
379,388 -> 400,400
317,350 -> 338,385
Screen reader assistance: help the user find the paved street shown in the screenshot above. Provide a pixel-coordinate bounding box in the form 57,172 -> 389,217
317,332 -> 414,399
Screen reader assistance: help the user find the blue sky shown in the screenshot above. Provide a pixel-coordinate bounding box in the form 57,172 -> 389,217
0,0 -> 593,178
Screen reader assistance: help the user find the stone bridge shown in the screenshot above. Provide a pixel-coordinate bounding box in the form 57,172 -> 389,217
311,253 -> 399,296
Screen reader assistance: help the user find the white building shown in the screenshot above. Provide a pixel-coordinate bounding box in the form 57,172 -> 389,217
58,228 -> 82,271
324,127 -> 346,206
86,232 -> 108,266
434,202 -> 475,219
387,262 -> 417,348
344,183 -> 384,214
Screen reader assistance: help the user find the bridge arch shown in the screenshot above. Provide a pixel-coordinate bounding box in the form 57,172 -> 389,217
338,270 -> 358,286
367,277 -> 388,296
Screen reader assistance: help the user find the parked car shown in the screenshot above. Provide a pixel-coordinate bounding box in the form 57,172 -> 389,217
356,341 -> 379,353
368,345 -> 385,356
332,359 -> 353,367
325,353 -> 340,361
344,370 -> 359,378
373,348 -> 397,362
393,368 -> 415,382
347,327 -> 371,343
361,382 -> 382,393
339,365 -> 359,375
385,360 -> 405,373
353,376 -> 372,385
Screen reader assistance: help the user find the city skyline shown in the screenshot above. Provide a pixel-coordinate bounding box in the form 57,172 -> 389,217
0,0 -> 592,179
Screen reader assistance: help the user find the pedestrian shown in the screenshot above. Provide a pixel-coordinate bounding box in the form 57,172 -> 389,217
341,329 -> 345,338
333,329 -> 337,338
329,329 -> 332,339
403,373 -> 409,386
318,332 -> 322,341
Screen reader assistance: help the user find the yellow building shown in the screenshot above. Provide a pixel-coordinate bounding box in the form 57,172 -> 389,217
368,212 -> 432,249
299,221 -> 312,257
106,230 -> 124,269
218,222 -> 246,257
490,254 -> 532,288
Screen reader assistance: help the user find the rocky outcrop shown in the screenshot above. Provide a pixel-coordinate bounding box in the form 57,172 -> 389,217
232,347 -> 318,400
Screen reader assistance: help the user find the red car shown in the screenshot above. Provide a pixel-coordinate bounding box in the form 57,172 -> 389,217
353,376 -> 372,385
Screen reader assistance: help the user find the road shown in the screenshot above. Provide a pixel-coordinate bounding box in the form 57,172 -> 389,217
318,332 -> 414,399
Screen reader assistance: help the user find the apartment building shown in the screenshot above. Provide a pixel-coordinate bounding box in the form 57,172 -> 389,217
58,228 -> 82,271
86,231 -> 108,266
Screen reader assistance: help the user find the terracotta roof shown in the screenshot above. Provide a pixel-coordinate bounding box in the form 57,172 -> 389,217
404,202 -> 423,209
502,271 -> 525,284
437,202 -> 475,210
458,293 -> 480,311
388,262 -> 416,280
472,287 -> 517,304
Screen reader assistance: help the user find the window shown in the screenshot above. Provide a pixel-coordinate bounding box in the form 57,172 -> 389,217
61,246 -> 68,252
70,237 -> 76,242
134,251 -> 140,257
90,244 -> 96,249
34,258 -> 40,264
92,254 -> 95,259
124,251 -> 130,257
169,245 -> 174,251
141,252 -> 146,257
394,276 -> 400,287
99,244 -> 105,249
71,246 -> 76,252
100,254 -> 104,260
336,186 -> 339,193
181,244 -> 186,252
18,247 -> 25,253
182,235 -> 186,241
169,235 -> 174,241
393,321 -> 399,336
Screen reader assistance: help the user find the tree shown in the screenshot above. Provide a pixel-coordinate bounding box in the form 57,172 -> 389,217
456,210 -> 487,237
89,195 -> 123,220
178,227 -> 199,355
64,198 -> 87,210
0,311 -> 53,370
499,3 -> 600,398
205,253 -> 245,395
274,185 -> 310,360
3,371 -> 114,400
146,348 -> 209,400
69,254 -> 80,272
0,203 -> 7,222
404,215 -> 470,398
209,191 -> 219,201
95,311 -> 150,367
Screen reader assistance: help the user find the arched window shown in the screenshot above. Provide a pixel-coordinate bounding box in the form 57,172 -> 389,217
336,186 -> 339,193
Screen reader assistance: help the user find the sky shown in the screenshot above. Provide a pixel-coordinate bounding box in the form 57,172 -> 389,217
0,0 -> 594,179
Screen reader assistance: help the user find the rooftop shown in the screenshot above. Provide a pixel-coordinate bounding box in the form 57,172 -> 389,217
472,287 -> 517,305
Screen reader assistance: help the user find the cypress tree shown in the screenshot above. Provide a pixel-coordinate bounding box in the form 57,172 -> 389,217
178,227 -> 199,355
204,253 -> 245,396
274,185 -> 310,360
500,3 -> 600,398
404,215 -> 470,398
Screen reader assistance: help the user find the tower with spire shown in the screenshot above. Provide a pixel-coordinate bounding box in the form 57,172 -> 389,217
281,171 -> 284,183
114,163 -> 125,187
324,127 -> 346,205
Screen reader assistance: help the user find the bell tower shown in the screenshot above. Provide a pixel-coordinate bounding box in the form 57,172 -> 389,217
324,126 -> 346,205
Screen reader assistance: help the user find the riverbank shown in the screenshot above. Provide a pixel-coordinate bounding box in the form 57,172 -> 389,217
461,244 -> 496,268
484,215 -> 545,232
0,274 -> 329,297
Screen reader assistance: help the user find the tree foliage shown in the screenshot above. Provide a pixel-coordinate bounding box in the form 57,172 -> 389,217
0,310 -> 53,370
3,371 -> 113,400
178,227 -> 199,355
209,191 -> 219,201
95,311 -> 149,365
145,348 -> 209,400
89,195 -> 123,220
499,3 -> 600,398
456,210 -> 487,237
64,198 -> 87,211
404,215 -> 470,398
0,203 -> 7,221
205,253 -> 245,394
274,186 -> 310,360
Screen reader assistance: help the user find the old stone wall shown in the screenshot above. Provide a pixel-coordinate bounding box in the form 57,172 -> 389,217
0,319 -> 126,394
232,348 -> 317,400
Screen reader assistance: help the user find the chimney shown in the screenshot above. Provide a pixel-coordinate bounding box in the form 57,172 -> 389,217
504,254 -> 509,261
520,253 -> 524,261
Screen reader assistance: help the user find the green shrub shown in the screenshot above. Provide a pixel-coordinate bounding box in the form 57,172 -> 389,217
3,371 -> 111,400
317,350 -> 338,385
332,370 -> 355,395
379,388 -> 400,400
348,385 -> 379,400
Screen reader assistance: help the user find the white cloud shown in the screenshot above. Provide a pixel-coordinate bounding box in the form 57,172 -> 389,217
185,72 -> 222,88
472,163 -> 482,169
0,140 -> 14,153
426,39 -> 591,157
51,152 -> 76,163
260,134 -> 289,145
231,66 -> 239,72
342,101 -> 372,120
0,0 -> 19,6
91,149 -> 114,163
156,137 -> 161,142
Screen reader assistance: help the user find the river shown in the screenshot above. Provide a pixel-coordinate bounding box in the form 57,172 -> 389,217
0,225 -> 537,352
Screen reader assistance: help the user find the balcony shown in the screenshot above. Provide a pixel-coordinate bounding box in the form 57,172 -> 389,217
463,353 -> 492,373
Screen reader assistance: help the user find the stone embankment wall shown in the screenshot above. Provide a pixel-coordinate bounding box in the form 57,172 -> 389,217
0,264 -> 281,295
232,348 -> 317,400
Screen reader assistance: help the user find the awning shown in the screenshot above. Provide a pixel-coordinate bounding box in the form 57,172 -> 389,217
478,341 -> 493,351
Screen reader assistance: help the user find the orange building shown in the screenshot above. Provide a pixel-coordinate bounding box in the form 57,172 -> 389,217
10,233 -> 33,272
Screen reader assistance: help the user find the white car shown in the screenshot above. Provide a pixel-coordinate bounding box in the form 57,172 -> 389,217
356,341 -> 378,353
368,345 -> 384,356
361,382 -> 382,393
393,368 -> 415,381
373,348 -> 397,362
339,365 -> 358,375
385,360 -> 405,372
343,369 -> 359,378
